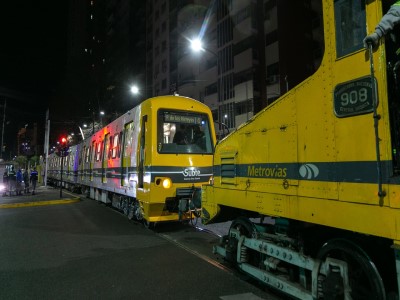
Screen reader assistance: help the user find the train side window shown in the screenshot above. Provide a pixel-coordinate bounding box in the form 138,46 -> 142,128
334,0 -> 366,58
85,146 -> 90,163
91,142 -> 95,162
123,122 -> 134,158
111,134 -> 119,159
96,141 -> 103,162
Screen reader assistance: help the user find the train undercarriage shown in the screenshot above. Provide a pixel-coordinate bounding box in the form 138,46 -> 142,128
214,216 -> 398,300
49,179 -> 203,227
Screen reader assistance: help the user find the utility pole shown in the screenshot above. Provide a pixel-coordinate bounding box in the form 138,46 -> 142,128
1,99 -> 6,160
44,109 -> 50,187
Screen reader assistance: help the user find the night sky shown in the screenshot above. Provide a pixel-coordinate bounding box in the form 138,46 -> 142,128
0,1 -> 68,95
0,1 -> 68,155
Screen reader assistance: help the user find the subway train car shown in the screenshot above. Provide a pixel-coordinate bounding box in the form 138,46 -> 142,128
48,95 -> 216,226
202,1 -> 400,299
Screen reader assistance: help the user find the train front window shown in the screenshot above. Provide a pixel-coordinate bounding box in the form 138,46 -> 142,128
334,0 -> 366,58
158,110 -> 213,154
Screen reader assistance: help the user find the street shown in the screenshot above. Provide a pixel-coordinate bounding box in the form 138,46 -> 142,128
0,186 -> 283,300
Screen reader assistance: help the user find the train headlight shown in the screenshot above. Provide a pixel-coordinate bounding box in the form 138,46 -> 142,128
162,178 -> 172,189
155,177 -> 172,189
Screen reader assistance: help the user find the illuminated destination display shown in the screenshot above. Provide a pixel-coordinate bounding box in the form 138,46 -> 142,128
164,113 -> 202,124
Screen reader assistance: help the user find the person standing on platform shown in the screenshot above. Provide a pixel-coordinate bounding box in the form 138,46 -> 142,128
30,167 -> 38,195
16,169 -> 23,195
8,166 -> 16,196
23,169 -> 30,194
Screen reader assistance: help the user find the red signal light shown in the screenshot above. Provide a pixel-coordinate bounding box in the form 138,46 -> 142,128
60,137 -> 67,144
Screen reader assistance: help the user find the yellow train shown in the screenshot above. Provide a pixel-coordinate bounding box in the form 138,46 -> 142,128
202,1 -> 400,299
47,95 -> 216,226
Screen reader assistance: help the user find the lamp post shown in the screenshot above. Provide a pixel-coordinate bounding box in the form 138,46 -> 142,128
1,99 -> 6,160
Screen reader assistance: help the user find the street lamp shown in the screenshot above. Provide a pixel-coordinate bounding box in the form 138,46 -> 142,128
99,110 -> 105,128
129,84 -> 153,105
130,85 -> 139,95
190,38 -> 204,52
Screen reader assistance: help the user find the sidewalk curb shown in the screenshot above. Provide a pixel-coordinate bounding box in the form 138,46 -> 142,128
0,198 -> 81,208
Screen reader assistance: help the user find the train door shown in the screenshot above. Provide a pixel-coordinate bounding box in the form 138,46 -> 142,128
102,133 -> 110,183
90,141 -> 95,181
68,152 -> 73,182
138,115 -> 147,189
81,145 -> 86,181
121,122 -> 134,187
95,140 -> 103,182
85,145 -> 90,182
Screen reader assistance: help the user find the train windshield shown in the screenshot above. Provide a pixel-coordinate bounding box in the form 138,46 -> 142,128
157,110 -> 213,154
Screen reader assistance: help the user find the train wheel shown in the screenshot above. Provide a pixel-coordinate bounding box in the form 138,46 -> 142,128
229,217 -> 259,267
121,198 -> 129,216
143,219 -> 154,229
132,200 -> 143,221
230,217 -> 256,238
317,239 -> 386,300
127,203 -> 134,220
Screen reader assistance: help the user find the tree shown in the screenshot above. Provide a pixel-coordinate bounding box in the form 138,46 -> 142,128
29,155 -> 40,167
14,155 -> 27,169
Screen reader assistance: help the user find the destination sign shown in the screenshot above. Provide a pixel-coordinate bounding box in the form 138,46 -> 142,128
164,114 -> 202,124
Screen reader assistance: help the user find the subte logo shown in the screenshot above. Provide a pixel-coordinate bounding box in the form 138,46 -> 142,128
299,164 -> 319,179
183,168 -> 201,177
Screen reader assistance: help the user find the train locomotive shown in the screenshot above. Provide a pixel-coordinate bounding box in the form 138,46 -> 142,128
47,95 -> 216,226
202,0 -> 400,299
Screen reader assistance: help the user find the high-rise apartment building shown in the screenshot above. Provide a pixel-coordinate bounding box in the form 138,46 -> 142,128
146,0 -> 323,136
104,1 -> 146,113
54,0 -> 106,122
56,0 -> 146,127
